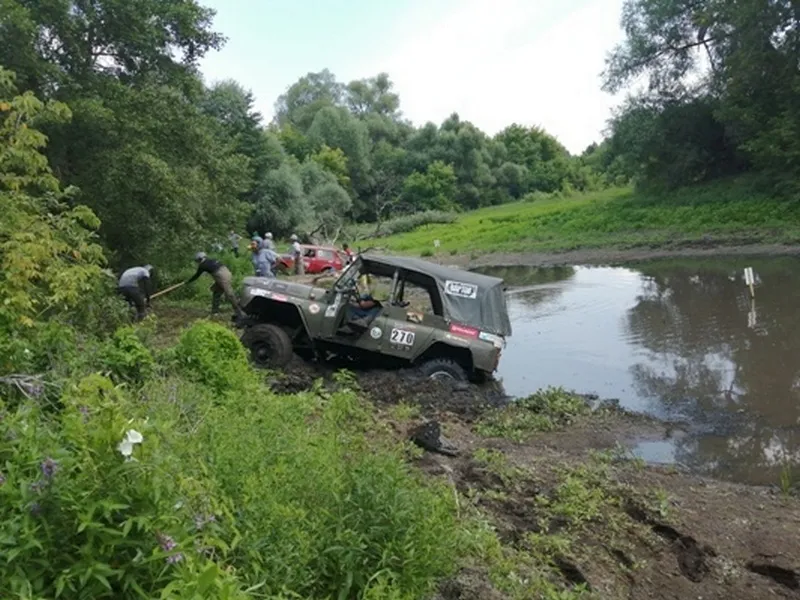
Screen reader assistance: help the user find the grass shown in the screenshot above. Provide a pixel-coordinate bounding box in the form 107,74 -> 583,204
476,387 -> 589,442
366,176 -> 800,256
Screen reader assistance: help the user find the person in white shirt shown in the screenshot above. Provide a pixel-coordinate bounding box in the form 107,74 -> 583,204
290,234 -> 304,275
118,265 -> 153,321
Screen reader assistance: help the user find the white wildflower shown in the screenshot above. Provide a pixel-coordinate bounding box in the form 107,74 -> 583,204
118,429 -> 144,460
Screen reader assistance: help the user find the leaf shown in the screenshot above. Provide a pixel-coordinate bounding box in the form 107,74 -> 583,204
197,564 -> 218,594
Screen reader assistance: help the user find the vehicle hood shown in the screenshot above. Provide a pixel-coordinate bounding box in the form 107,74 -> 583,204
242,276 -> 327,302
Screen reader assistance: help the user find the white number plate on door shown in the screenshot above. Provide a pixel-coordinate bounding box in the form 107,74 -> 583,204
390,328 -> 416,346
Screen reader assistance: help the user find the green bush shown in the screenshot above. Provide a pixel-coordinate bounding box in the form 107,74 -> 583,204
97,326 -> 156,383
374,210 -> 457,238
0,374 -> 243,599
476,387 -> 588,441
193,375 -> 460,598
172,320 -> 255,395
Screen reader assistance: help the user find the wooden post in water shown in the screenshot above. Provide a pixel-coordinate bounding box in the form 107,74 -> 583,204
744,267 -> 755,299
744,267 -> 757,328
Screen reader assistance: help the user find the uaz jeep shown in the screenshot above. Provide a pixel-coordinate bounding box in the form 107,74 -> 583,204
236,253 -> 512,381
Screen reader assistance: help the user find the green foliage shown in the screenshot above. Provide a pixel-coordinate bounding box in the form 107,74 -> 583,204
248,162 -> 308,236
476,388 -> 588,441
604,0 -> 800,191
0,312 -> 465,598
199,380 -> 459,597
0,374 -> 234,599
310,143 -> 351,189
401,160 -> 458,211
172,320 -> 254,395
356,209 -> 457,239
370,177 -> 800,255
98,326 -> 156,384
0,69 -> 106,333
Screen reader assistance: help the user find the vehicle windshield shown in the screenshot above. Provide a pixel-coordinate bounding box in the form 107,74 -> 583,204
332,259 -> 360,292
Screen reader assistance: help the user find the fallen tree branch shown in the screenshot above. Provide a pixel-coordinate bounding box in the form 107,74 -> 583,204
0,374 -> 49,398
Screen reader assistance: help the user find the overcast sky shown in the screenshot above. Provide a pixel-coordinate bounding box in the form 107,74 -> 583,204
199,0 -> 627,154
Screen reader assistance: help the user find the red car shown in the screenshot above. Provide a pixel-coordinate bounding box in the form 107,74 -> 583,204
277,245 -> 347,275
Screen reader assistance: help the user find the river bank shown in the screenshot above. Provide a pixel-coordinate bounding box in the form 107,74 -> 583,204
146,305 -> 800,598
433,242 -> 800,270
363,177 -> 800,261
264,358 -> 800,599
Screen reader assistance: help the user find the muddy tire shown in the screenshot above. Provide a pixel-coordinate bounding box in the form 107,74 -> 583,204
417,358 -> 468,382
241,323 -> 293,368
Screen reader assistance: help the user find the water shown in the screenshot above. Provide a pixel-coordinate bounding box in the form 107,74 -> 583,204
475,259 -> 800,486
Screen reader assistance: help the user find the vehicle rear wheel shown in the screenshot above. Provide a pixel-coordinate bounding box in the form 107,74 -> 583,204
417,358 -> 468,382
241,323 -> 293,368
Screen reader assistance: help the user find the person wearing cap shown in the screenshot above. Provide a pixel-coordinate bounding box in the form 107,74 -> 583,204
118,265 -> 154,321
250,240 -> 276,278
186,252 -> 244,318
290,234 -> 304,275
262,232 -> 276,251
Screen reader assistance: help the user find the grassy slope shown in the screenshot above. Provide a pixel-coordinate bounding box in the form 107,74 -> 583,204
368,177 -> 800,256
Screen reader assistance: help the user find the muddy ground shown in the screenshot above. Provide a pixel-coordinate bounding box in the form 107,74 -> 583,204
268,359 -> 800,600
433,243 -> 800,270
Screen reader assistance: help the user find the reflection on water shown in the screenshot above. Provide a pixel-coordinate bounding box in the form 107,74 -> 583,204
482,258 -> 800,486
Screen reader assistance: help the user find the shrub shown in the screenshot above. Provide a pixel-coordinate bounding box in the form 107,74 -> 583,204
476,387 -> 588,441
0,374 -> 240,598
374,210 -> 457,238
172,321 -> 255,395
193,376 -> 460,598
97,326 -> 156,383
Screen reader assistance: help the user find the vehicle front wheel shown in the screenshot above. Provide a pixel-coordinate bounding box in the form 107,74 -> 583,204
417,358 -> 468,382
241,323 -> 294,368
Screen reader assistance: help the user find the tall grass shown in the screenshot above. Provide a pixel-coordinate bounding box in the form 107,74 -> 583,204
367,176 -> 800,256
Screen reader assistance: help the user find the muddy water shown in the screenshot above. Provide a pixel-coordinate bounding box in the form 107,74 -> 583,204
474,259 -> 800,486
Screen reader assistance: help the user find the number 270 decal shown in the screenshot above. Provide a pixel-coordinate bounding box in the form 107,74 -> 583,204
390,328 -> 415,346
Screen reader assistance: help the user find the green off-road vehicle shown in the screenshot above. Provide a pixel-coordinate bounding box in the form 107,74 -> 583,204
235,253 -> 512,382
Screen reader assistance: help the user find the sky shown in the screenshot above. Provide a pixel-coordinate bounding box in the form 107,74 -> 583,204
199,0 -> 628,155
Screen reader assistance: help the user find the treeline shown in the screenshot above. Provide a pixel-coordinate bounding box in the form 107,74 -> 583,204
0,0 -> 616,272
598,0 -> 800,193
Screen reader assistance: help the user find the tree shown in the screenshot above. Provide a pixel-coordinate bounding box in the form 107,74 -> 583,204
45,80 -> 251,268
202,80 -> 284,207
494,124 -> 572,193
604,0 -> 800,189
306,106 -> 371,199
345,73 -> 401,119
273,69 -> 344,132
401,161 -> 458,212
0,0 -> 223,95
248,164 -> 309,237
310,145 -> 350,190
0,68 -> 105,330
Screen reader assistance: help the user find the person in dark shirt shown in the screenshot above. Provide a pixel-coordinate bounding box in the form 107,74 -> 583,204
186,252 -> 244,318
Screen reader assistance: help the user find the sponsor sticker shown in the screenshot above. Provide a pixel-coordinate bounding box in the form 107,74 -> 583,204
390,328 -> 416,346
309,303 -> 320,315
449,323 -> 479,338
370,327 -> 383,339
444,280 -> 478,299
271,294 -> 288,302
250,288 -> 270,298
